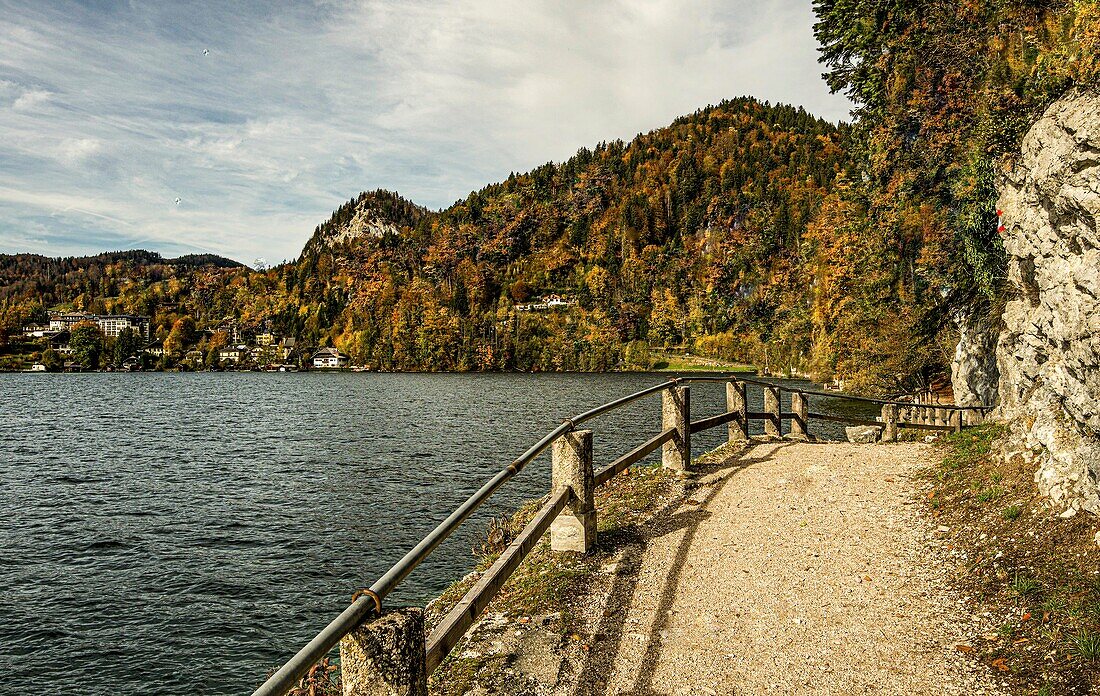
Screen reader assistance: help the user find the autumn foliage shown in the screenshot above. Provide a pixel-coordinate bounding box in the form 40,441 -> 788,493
808,0 -> 1100,390
4,5 -> 1097,384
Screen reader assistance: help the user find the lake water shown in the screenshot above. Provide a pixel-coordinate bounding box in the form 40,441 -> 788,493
0,372 -> 876,695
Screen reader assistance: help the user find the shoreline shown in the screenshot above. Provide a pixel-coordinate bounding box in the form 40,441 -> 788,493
1,364 -> 764,376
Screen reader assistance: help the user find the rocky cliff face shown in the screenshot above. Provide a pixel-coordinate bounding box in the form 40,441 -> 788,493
298,189 -> 426,258
315,202 -> 402,246
951,310 -> 1000,407
996,90 -> 1100,515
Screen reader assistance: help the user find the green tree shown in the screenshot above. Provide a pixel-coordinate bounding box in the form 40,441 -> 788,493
41,348 -> 63,372
113,328 -> 142,366
69,321 -> 105,368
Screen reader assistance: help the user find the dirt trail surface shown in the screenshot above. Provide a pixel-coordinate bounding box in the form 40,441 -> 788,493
571,441 -> 1005,696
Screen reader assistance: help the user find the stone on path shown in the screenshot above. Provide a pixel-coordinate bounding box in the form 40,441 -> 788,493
845,425 -> 882,444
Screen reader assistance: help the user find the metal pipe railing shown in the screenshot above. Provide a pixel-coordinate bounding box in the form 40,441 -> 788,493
254,428 -> 567,696
678,373 -> 992,411
424,487 -> 573,673
571,378 -> 676,423
253,378 -> 680,696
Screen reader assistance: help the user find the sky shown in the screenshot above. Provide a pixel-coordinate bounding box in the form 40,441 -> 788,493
0,0 -> 853,265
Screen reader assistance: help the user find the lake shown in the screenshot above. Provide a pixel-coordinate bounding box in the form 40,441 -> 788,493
0,372 -> 876,695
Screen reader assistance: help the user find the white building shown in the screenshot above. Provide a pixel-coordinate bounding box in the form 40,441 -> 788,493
312,347 -> 349,369
96,315 -> 150,339
49,312 -> 94,332
514,295 -> 571,312
218,345 -> 248,364
47,312 -> 150,339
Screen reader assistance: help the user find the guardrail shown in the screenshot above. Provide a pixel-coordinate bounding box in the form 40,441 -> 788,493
253,374 -> 990,696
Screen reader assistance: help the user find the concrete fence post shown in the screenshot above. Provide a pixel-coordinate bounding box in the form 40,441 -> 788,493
726,380 -> 748,443
935,407 -> 947,428
790,391 -> 808,440
551,429 -> 596,553
662,386 -> 690,471
881,404 -> 898,442
763,386 -> 781,438
340,608 -> 427,696
953,410 -> 963,433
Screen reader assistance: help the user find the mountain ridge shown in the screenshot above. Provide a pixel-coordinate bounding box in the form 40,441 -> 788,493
271,96 -> 848,371
2,95 -> 849,375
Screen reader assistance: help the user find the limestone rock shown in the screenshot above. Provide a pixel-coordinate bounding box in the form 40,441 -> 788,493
512,626 -> 562,688
846,425 -> 882,444
996,89 -> 1100,515
951,310 -> 999,407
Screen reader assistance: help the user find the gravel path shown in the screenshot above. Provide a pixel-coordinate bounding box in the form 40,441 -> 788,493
579,441 -> 1005,696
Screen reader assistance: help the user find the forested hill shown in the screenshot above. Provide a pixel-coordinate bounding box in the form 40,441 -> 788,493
0,97 -> 848,373
299,189 -> 428,257
0,251 -> 243,310
284,98 -> 848,370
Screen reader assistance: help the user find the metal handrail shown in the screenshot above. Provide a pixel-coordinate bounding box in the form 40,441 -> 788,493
424,487 -> 573,672
253,378 -> 681,696
677,373 -> 993,411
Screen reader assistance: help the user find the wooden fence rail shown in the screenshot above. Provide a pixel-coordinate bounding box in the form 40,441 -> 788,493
253,375 -> 991,696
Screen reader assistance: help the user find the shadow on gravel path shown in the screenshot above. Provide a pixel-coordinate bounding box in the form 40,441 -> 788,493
572,441 -> 794,696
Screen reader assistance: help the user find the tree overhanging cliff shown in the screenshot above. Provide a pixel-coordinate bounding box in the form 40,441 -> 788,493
814,0 -> 1100,513
810,0 -> 1100,391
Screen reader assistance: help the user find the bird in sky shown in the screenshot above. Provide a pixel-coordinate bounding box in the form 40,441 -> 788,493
174,197 -> 181,205
202,49 -> 209,56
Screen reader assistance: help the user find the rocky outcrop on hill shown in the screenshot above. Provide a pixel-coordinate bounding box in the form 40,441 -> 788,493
299,189 -> 426,257
996,90 -> 1100,515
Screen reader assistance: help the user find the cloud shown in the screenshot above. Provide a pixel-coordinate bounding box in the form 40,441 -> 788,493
53,137 -> 105,167
0,80 -> 50,111
332,0 -> 849,180
0,0 -> 851,262
11,87 -> 52,111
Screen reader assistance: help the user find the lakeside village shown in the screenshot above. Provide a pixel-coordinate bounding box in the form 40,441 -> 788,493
10,311 -> 351,373
4,295 -> 579,374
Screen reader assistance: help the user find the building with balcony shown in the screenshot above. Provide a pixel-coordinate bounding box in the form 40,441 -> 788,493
311,347 -> 349,369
